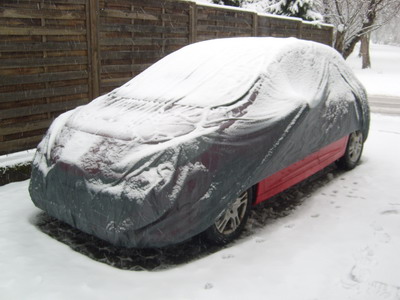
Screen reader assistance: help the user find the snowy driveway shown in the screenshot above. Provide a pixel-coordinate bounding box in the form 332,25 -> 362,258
369,95 -> 400,115
1,114 -> 400,300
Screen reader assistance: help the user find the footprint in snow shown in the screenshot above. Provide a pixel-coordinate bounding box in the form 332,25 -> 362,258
346,246 -> 376,284
366,281 -> 400,299
381,210 -> 399,215
204,283 -> 214,290
343,224 -> 397,299
376,232 -> 391,244
371,223 -> 392,244
371,222 -> 384,232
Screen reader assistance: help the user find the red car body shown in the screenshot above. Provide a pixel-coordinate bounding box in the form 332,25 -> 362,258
255,136 -> 348,204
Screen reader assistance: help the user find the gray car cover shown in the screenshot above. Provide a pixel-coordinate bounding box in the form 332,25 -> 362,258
29,37 -> 369,248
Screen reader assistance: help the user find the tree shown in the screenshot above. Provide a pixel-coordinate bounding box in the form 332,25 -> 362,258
243,0 -> 323,21
372,13 -> 400,45
212,0 -> 243,6
267,0 -> 323,21
322,0 -> 400,67
213,0 -> 400,68
360,33 -> 372,68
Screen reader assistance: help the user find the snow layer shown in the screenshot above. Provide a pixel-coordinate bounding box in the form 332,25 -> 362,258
116,37 -> 324,107
0,149 -> 35,168
1,114 -> 400,300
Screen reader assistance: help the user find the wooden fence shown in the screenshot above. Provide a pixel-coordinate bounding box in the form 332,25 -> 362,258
0,0 -> 333,155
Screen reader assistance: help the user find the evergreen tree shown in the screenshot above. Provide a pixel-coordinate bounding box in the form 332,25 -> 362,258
212,0 -> 242,7
267,0 -> 321,21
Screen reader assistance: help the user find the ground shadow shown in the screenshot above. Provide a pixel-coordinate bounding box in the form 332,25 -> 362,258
35,212 -> 222,271
34,163 -> 346,271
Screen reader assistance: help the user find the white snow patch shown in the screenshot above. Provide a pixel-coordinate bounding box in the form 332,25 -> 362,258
0,149 -> 35,168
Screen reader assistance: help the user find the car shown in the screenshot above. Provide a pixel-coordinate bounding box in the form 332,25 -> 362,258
29,37 -> 370,248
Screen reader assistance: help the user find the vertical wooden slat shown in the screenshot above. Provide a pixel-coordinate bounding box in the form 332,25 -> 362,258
161,5 -> 166,55
131,4 -> 135,79
329,26 -> 334,46
252,12 -> 258,37
189,3 -> 197,43
298,21 -> 303,39
87,0 -> 100,100
40,0 -> 50,121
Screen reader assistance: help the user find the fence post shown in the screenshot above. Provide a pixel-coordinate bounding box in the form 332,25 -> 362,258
87,0 -> 100,100
189,3 -> 197,43
252,12 -> 258,37
298,21 -> 303,39
329,26 -> 334,46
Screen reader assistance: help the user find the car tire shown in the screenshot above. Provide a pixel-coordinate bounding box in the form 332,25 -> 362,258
203,188 -> 253,245
337,131 -> 364,170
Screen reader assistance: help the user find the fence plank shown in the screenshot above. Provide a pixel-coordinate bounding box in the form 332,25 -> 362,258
0,7 -> 85,20
0,85 -> 89,103
0,41 -> 87,52
0,27 -> 86,36
101,9 -> 159,21
0,136 -> 42,155
1,119 -> 53,136
100,24 -> 188,34
100,37 -> 188,46
0,99 -> 88,120
0,56 -> 88,69
0,71 -> 88,86
101,64 -> 150,73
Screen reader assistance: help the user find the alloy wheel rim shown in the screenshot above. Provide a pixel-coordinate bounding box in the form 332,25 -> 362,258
215,192 -> 248,235
348,131 -> 363,163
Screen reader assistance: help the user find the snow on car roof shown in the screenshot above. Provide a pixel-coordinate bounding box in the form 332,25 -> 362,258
60,37 -> 363,149
115,37 -> 337,108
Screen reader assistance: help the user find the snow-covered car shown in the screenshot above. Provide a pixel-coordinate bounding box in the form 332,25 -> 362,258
29,37 -> 370,248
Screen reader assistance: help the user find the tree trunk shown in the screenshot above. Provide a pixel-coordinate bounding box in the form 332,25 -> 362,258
334,30 -> 345,56
360,34 -> 371,69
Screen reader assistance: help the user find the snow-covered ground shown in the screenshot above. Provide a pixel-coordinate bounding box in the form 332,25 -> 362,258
1,43 -> 400,299
347,43 -> 400,98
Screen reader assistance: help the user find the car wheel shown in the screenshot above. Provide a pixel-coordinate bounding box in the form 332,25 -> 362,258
338,131 -> 364,170
203,189 -> 252,245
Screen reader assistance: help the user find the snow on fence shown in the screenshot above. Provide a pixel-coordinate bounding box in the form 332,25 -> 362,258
0,0 -> 333,156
